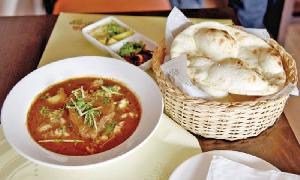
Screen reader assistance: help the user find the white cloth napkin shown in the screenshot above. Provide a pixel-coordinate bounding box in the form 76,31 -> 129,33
206,156 -> 300,180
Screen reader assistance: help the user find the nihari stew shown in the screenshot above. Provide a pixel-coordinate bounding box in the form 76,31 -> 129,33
27,77 -> 141,156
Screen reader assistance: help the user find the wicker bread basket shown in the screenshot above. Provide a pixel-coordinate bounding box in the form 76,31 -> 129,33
152,39 -> 298,141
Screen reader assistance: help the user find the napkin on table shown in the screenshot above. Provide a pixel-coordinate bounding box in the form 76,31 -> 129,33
206,156 -> 300,180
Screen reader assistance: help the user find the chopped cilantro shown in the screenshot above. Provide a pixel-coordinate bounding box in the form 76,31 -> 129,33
97,86 -> 122,97
66,86 -> 101,130
119,42 -> 144,57
40,106 -> 64,123
105,22 -> 126,37
104,121 -> 117,135
103,96 -> 110,105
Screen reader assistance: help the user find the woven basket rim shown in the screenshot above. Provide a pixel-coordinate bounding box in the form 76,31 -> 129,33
152,39 -> 298,106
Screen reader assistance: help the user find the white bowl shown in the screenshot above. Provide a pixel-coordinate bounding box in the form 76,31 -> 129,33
1,56 -> 163,168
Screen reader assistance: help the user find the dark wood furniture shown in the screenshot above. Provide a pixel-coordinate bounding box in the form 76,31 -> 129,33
0,8 -> 299,174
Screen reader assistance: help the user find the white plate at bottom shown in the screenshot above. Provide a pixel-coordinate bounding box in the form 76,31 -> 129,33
169,150 -> 279,180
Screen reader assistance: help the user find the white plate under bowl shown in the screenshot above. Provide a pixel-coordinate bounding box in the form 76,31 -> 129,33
169,150 -> 279,180
1,56 -> 163,168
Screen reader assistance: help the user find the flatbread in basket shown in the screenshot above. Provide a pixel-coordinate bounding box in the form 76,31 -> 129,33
151,9 -> 298,141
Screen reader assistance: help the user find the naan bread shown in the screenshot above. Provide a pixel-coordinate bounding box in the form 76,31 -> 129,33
258,48 -> 286,87
187,57 -> 228,98
201,59 -> 280,96
170,22 -> 238,59
236,47 -> 260,69
170,21 -> 286,98
193,28 -> 238,61
196,84 -> 229,98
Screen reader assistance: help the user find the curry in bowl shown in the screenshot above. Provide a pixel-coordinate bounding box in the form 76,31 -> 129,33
27,77 -> 141,156
1,56 -> 163,167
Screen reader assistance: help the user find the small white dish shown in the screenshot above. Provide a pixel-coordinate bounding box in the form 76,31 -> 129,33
110,34 -> 156,70
82,16 -> 133,51
82,16 -> 157,71
1,56 -> 163,168
169,150 -> 279,180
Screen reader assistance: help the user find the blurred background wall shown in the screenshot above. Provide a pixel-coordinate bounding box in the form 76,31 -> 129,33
0,0 -> 45,16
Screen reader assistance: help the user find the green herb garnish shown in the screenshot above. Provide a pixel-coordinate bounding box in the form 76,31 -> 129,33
71,86 -> 85,99
105,22 -> 126,37
40,106 -> 50,116
103,96 -> 110,105
119,42 -> 144,57
66,86 -> 101,130
54,126 -> 69,136
104,121 -> 117,135
83,108 -> 101,130
40,106 -> 64,123
99,86 -> 122,97
96,86 -> 121,104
